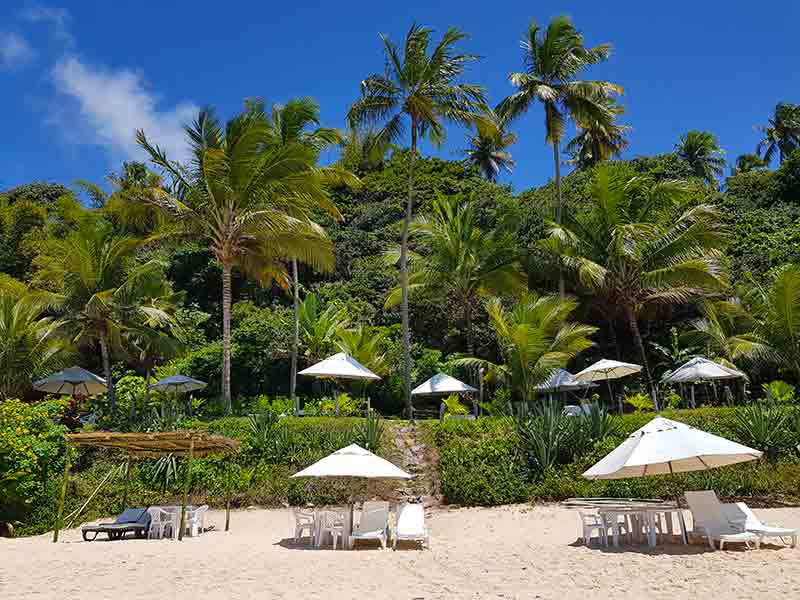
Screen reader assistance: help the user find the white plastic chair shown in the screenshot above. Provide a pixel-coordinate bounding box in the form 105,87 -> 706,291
685,491 -> 760,550
724,502 -> 798,548
577,509 -> 607,547
184,505 -> 208,537
147,507 -> 174,540
600,511 -> 631,547
293,508 -> 315,545
349,506 -> 389,550
393,504 -> 430,549
318,510 -> 346,550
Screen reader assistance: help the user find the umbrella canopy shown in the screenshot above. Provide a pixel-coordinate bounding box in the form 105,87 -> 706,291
573,359 -> 643,382
149,374 -> 208,394
662,357 -> 746,383
534,369 -> 599,392
292,444 -> 412,479
411,372 -> 477,396
583,417 -> 762,480
299,353 -> 380,381
33,366 -> 107,396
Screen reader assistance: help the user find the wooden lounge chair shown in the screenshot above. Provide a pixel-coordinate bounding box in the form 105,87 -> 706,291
82,507 -> 151,541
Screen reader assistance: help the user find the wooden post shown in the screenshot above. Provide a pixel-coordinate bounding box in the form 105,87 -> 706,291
121,454 -> 132,511
225,497 -> 231,532
52,442 -> 71,543
179,438 -> 194,541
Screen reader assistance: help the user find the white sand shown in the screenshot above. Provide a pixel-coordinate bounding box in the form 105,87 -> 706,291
2,505 -> 799,599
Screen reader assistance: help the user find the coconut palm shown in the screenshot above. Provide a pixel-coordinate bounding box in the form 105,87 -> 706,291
566,97 -> 630,169
498,16 -> 621,294
731,153 -> 768,176
456,293 -> 597,403
757,102 -> 800,165
347,24 -> 487,414
337,127 -> 393,174
462,109 -> 517,181
385,194 -> 525,354
298,293 -> 350,362
136,101 -> 353,414
336,325 -> 390,377
0,292 -> 70,400
675,130 -> 726,187
546,165 -> 728,404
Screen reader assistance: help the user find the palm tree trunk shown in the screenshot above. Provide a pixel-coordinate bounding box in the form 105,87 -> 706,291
290,258 -> 299,415
400,121 -> 417,418
221,263 -> 233,416
99,335 -> 115,414
465,299 -> 474,357
625,306 -> 659,411
553,139 -> 565,299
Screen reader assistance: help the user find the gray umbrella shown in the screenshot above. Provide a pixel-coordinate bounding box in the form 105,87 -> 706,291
33,366 -> 107,397
148,375 -> 208,394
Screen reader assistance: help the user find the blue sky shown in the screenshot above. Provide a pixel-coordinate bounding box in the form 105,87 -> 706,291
1,1 -> 798,195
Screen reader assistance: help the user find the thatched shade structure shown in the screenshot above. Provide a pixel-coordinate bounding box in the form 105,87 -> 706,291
67,431 -> 240,458
54,430 -> 239,543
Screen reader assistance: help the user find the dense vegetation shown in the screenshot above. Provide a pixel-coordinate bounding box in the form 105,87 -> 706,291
3,16 -> 800,534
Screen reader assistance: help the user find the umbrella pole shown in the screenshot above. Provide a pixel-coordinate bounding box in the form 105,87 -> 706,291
690,385 -> 695,409
605,378 -> 617,413
52,440 -> 71,543
121,454 -> 132,511
179,438 -> 194,541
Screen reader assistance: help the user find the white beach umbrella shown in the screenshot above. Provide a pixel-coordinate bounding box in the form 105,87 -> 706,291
292,444 -> 412,479
149,374 -> 208,394
299,353 -> 380,416
411,372 -> 477,396
533,369 -> 598,392
662,357 -> 746,408
33,366 -> 107,397
583,417 -> 762,480
573,359 -> 642,411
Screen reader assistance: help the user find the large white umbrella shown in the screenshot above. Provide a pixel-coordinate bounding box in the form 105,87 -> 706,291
299,353 -> 380,416
573,359 -> 642,412
662,357 -> 746,407
583,416 -> 762,480
411,372 -> 477,396
533,369 -> 598,393
149,374 -> 208,394
292,444 -> 412,479
33,366 -> 107,397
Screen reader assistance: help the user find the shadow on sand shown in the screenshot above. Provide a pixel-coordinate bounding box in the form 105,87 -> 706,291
275,536 -> 425,551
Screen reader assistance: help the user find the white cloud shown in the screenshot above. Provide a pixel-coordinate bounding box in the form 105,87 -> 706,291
0,32 -> 36,70
51,56 -> 198,164
21,4 -> 74,46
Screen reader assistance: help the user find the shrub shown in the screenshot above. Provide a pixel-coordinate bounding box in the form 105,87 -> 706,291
353,410 -> 384,452
443,393 -> 469,416
762,380 -> 796,404
734,403 -> 794,459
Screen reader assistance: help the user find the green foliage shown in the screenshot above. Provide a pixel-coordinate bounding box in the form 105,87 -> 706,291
734,403 -> 794,458
443,393 -> 469,416
762,380 -> 796,404
515,401 -> 582,472
624,392 -> 654,412
353,409 -> 385,452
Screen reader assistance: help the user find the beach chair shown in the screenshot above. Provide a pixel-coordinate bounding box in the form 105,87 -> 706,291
81,507 -> 151,541
349,505 -> 389,550
293,508 -> 315,545
685,491 -> 760,550
723,502 -> 798,548
147,507 -> 178,540
392,503 -> 430,549
184,505 -> 209,537
577,509 -> 608,547
318,510 -> 346,550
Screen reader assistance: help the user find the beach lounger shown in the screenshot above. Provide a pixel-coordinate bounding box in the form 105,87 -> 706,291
723,502 -> 798,548
393,503 -> 430,549
685,491 -> 759,550
81,507 -> 151,541
349,505 -> 389,550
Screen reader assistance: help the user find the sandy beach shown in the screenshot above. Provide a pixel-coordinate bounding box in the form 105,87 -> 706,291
1,504 -> 799,600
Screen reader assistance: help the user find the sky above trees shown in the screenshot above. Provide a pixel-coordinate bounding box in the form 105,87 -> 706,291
1,0 -> 798,193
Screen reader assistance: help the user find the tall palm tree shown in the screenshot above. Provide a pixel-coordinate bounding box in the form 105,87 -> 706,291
546,165 -> 728,405
337,127 -> 393,174
757,102 -> 800,165
456,293 -> 596,403
731,153 -> 768,175
565,97 -> 630,169
0,292 -> 69,400
385,194 -> 525,354
347,24 -> 487,414
137,101 -> 352,414
498,15 -> 621,297
462,109 -> 517,181
675,130 -> 726,187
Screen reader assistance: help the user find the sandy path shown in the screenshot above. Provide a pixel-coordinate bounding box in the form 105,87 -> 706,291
1,505 -> 799,599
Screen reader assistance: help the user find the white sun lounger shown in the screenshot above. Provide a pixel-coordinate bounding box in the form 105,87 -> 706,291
685,491 -> 760,550
393,503 -> 430,549
349,505 -> 389,549
724,502 -> 798,548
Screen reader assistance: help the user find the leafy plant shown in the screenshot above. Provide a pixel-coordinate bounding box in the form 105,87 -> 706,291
148,454 -> 181,494
762,380 -> 796,404
734,403 -> 792,459
353,410 -> 385,452
575,402 -> 619,443
515,400 -> 579,472
443,393 -> 470,416
624,393 -> 654,413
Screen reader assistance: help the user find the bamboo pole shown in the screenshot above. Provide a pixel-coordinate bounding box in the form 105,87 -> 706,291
178,438 -> 194,541
120,455 -> 132,511
52,442 -> 71,543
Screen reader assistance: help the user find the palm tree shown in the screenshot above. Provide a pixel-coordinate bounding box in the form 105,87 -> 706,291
498,15 -> 621,297
731,153 -> 768,175
0,292 -> 69,400
566,97 -> 630,169
35,225 -> 173,412
546,165 -> 728,405
456,293 -> 596,404
337,325 -> 390,377
137,101 -> 352,414
337,127 -> 393,174
347,24 -> 487,414
757,102 -> 800,165
385,194 -> 525,354
298,293 -> 350,362
675,130 -> 726,187
462,109 -> 517,181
